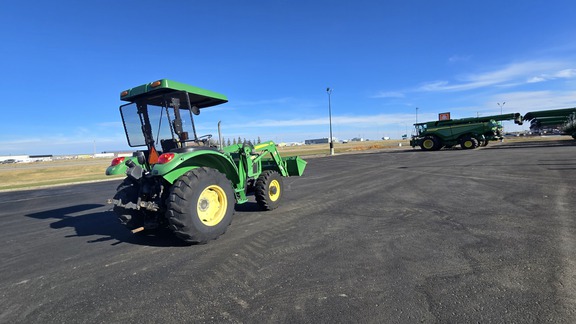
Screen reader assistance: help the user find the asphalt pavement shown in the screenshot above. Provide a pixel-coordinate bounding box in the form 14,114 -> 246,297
1,139 -> 576,323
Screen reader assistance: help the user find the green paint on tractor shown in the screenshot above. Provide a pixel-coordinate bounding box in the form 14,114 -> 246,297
106,79 -> 306,244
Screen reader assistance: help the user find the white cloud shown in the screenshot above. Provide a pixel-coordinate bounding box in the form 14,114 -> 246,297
221,113 -> 431,130
418,61 -> 576,92
96,121 -> 124,128
448,55 -> 472,63
490,90 -> 576,112
419,81 -> 452,91
524,68 -> 576,84
233,97 -> 293,106
371,91 -> 405,98
527,76 -> 546,83
554,68 -> 576,79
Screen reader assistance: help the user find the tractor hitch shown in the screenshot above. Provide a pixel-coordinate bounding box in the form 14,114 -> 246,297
107,198 -> 160,212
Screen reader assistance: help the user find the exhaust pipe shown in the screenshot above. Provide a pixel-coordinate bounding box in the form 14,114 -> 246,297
218,120 -> 223,150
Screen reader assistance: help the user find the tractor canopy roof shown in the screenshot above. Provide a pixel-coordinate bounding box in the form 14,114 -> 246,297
120,79 -> 228,108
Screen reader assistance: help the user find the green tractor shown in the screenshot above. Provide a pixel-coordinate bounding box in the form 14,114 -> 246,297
106,79 -> 307,244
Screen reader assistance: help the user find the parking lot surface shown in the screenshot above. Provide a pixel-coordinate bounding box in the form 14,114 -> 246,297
1,140 -> 576,323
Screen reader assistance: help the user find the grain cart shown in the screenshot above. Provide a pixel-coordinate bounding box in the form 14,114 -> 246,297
106,79 -> 307,243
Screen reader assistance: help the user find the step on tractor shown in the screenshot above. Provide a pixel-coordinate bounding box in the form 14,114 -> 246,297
410,113 -> 523,151
106,79 -> 307,244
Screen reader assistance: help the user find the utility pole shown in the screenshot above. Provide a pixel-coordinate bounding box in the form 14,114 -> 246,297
326,87 -> 334,155
498,102 -> 506,142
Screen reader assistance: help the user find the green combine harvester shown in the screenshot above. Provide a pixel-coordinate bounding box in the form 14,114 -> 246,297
523,107 -> 576,138
410,113 -> 523,151
106,79 -> 307,244
563,113 -> 576,138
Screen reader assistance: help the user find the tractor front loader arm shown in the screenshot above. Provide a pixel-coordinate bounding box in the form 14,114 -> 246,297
252,141 -> 307,177
252,141 -> 289,176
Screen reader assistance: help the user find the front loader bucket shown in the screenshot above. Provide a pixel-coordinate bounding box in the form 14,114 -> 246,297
284,156 -> 307,176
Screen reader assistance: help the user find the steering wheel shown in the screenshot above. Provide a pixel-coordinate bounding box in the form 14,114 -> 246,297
197,134 -> 213,143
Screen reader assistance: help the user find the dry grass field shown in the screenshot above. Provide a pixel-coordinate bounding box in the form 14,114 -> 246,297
0,159 -> 125,191
0,136 -> 570,191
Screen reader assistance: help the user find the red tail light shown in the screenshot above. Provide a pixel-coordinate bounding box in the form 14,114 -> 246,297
158,153 -> 175,164
110,157 -> 125,166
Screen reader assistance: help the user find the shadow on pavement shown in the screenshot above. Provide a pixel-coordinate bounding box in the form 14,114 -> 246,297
26,204 -> 189,247
484,139 -> 576,150
234,201 -> 261,213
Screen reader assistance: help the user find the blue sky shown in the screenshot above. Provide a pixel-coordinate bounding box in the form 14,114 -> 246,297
1,0 -> 575,155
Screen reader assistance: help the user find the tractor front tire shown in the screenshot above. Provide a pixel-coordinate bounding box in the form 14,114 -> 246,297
420,136 -> 440,151
460,136 -> 479,150
255,170 -> 283,210
167,167 -> 235,244
113,178 -> 144,230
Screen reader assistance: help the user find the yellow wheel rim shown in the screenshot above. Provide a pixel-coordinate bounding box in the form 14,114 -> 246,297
423,139 -> 434,149
197,185 -> 227,226
269,179 -> 281,202
464,140 -> 473,148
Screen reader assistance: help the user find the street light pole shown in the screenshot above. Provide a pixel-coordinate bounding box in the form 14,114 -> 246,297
498,102 -> 506,142
498,102 -> 506,115
326,88 -> 334,155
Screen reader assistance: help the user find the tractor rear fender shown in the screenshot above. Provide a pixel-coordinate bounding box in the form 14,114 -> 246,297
152,150 -> 240,187
106,156 -> 144,176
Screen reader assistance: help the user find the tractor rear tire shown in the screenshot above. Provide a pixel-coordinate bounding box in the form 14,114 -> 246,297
460,136 -> 479,150
113,178 -> 144,230
255,170 -> 283,210
167,167 -> 235,244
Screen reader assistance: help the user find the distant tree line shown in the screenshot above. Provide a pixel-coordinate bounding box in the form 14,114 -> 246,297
211,136 -> 262,147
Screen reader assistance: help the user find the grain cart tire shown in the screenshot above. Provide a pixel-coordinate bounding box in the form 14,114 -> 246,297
113,178 -> 144,230
255,170 -> 283,210
420,136 -> 440,151
460,136 -> 479,150
167,167 -> 234,244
